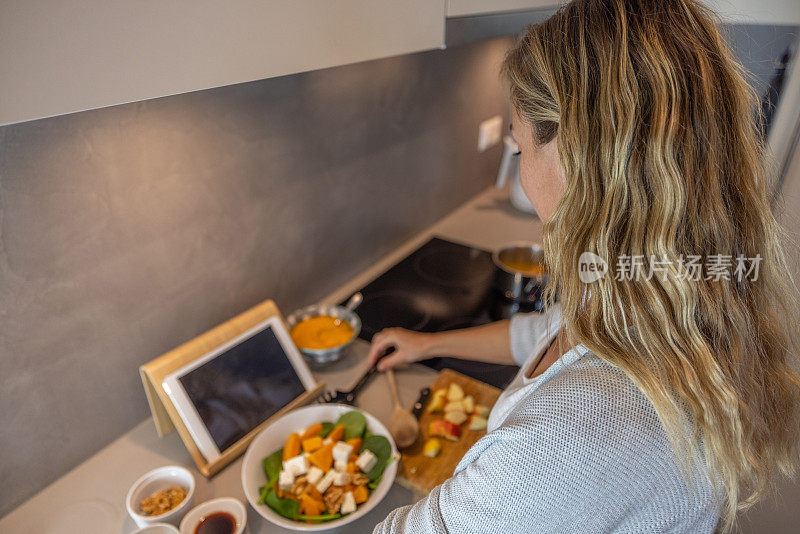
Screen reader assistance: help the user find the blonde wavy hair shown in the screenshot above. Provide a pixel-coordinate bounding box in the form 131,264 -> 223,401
503,0 -> 800,530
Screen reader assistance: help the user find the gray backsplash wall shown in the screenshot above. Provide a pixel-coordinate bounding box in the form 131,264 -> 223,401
0,37 -> 514,516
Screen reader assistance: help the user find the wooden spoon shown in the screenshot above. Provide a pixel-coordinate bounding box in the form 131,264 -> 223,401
385,368 -> 420,449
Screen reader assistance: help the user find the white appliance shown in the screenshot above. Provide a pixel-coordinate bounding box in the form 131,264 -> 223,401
495,134 -> 538,215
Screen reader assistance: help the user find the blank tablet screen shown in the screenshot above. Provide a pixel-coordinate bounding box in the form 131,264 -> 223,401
177,325 -> 306,451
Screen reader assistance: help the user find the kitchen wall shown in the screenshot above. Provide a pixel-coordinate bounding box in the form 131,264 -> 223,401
725,23 -> 797,105
0,37 -> 514,517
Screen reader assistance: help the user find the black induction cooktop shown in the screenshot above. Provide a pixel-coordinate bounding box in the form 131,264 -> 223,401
341,237 -> 540,389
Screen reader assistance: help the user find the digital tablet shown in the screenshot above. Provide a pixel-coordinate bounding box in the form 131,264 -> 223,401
162,315 -> 317,463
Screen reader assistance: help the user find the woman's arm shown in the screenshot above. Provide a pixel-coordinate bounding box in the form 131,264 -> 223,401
366,320 -> 514,370
367,305 -> 563,371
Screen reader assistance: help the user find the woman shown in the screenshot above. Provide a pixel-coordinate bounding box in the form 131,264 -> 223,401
371,0 -> 800,532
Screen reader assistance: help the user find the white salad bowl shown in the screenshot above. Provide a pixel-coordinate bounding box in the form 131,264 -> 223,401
241,404 -> 398,531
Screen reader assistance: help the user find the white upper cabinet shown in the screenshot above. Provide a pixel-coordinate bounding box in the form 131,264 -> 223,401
0,1 -> 445,126
446,0 -> 800,24
447,0 -> 563,17
3,0 -> 796,126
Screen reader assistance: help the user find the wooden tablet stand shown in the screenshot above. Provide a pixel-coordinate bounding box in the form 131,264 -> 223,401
139,299 -> 325,477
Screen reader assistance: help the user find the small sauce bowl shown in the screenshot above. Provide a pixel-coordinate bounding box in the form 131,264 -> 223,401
132,524 -> 180,534
126,466 -> 196,528
179,497 -> 246,534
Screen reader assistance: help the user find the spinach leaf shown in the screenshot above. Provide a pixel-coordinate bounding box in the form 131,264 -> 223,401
362,427 -> 374,442
319,422 -> 335,438
264,486 -> 300,520
257,485 -> 269,505
336,410 -> 367,440
262,448 -> 283,484
362,435 -> 392,481
367,455 -> 397,489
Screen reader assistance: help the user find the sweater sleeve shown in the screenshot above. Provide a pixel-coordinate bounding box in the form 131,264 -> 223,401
508,303 -> 562,366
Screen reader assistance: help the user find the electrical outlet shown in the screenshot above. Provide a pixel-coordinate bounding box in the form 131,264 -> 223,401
477,115 -> 503,152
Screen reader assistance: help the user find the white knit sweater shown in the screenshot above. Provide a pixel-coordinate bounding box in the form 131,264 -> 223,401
373,309 -> 721,533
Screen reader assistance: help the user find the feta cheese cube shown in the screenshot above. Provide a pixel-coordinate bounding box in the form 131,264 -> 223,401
334,458 -> 348,472
323,438 -> 333,446
306,466 -> 324,486
332,442 -> 353,464
340,491 -> 356,515
316,470 -> 336,494
333,471 -> 351,486
278,470 -> 294,492
282,454 -> 308,477
355,449 -> 378,473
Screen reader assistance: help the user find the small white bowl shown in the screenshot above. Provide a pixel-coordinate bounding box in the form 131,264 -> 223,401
126,466 -> 196,528
132,523 -> 180,534
179,497 -> 246,534
241,404 -> 398,531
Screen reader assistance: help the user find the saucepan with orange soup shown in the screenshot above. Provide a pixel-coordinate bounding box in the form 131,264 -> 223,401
286,294 -> 362,365
492,242 -> 549,305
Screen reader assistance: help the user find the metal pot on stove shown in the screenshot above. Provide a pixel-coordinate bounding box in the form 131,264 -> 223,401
492,242 -> 549,305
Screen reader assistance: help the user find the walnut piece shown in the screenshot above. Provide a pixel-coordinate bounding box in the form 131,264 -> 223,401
324,486 -> 345,514
139,486 -> 187,516
351,473 -> 370,486
291,476 -> 309,496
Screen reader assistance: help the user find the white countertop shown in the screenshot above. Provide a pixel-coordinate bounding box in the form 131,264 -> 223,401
0,185 -> 542,534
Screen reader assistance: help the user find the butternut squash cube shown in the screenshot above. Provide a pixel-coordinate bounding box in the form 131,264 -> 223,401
327,424 -> 346,442
302,436 -> 323,453
308,442 -> 334,472
299,493 -> 324,517
283,433 -> 301,461
300,423 -> 323,440
353,484 -> 369,504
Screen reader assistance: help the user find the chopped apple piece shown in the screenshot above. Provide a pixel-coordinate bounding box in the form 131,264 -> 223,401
447,383 -> 464,402
426,388 -> 447,413
473,404 -> 490,417
428,419 -> 461,441
444,409 -> 467,426
444,400 -> 464,412
423,438 -> 442,457
462,395 -> 475,413
468,415 -> 488,431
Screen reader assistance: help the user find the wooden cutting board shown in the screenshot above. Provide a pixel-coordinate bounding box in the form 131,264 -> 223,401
396,368 -> 502,495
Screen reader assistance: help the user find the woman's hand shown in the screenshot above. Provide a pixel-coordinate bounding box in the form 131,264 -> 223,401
367,328 -> 434,371
366,319 -> 515,371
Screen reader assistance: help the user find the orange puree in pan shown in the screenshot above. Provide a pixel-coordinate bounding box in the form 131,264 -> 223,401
290,316 -> 354,350
500,259 -> 546,276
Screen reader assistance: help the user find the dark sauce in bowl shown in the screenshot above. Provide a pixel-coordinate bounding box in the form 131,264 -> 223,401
195,512 -> 236,534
